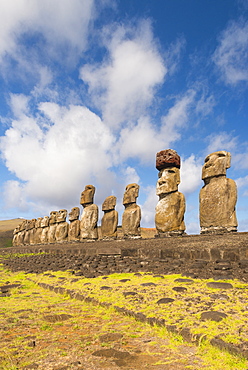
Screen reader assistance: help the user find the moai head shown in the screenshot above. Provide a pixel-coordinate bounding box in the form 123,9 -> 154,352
102,196 -> 116,212
202,151 -> 231,181
80,185 -> 95,206
49,211 -> 58,225
156,167 -> 180,196
57,209 -> 67,223
13,225 -> 20,235
35,217 -> 43,228
123,184 -> 139,205
156,149 -> 181,196
30,219 -> 36,228
69,207 -> 80,221
41,216 -> 49,228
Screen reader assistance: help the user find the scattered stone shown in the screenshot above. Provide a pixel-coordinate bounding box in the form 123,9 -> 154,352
99,333 -> 123,342
207,282 -> 233,289
200,311 -> 228,322
174,278 -> 194,284
100,286 -> 112,290
43,314 -> 73,322
157,298 -> 175,304
119,279 -> 131,282
123,291 -> 138,297
92,348 -> 134,360
172,286 -> 187,292
141,282 -> 156,287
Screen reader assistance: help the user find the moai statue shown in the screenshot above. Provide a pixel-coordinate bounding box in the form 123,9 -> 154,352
34,217 -> 43,244
155,149 -> 186,237
55,209 -> 69,242
199,151 -> 238,234
29,219 -> 37,245
24,220 -> 32,245
18,220 -> 26,246
80,185 -> 98,240
68,207 -> 80,241
40,216 -> 49,244
13,225 -> 20,247
101,195 -> 118,240
122,183 -> 141,239
48,211 -> 58,243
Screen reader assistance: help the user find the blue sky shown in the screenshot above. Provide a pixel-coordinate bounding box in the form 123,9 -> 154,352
0,0 -> 248,234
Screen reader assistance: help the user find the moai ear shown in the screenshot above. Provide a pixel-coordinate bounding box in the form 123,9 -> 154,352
225,151 -> 231,169
176,168 -> 180,185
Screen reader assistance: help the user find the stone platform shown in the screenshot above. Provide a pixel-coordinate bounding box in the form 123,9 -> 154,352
1,232 -> 248,281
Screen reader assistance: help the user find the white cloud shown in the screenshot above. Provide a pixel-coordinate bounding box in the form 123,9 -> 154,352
0,103 -> 116,213
0,0 -> 95,59
122,166 -> 140,185
160,89 -> 196,141
205,131 -> 238,155
140,186 -> 157,228
179,155 -> 202,195
213,19 -> 248,85
80,19 -> 167,127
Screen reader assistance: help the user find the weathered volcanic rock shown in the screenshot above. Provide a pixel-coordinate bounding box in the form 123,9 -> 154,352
156,149 -> 180,170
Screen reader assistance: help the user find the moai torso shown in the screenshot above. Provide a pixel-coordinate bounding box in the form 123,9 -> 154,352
155,150 -> 186,236
101,196 -> 118,239
40,216 -> 49,244
29,219 -> 37,245
24,221 -> 31,245
199,151 -> 237,233
48,211 -> 58,243
68,207 -> 80,241
155,191 -> 185,233
80,185 -> 98,240
34,218 -> 43,244
122,184 -> 141,238
13,226 -> 20,247
55,209 -> 69,242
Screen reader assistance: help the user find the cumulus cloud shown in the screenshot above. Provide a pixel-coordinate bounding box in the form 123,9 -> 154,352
213,19 -> 248,85
0,0 -> 95,59
140,186 -> 157,228
0,101 -> 116,213
179,155 -> 202,195
80,19 -> 167,127
205,131 -> 238,155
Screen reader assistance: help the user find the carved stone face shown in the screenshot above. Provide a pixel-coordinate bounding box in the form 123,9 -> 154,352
156,167 -> 180,196
69,207 -> 80,221
57,209 -> 67,223
35,217 -> 43,228
102,196 -> 116,211
202,151 -> 230,180
49,211 -> 58,225
123,184 -> 139,205
41,216 -> 49,228
80,185 -> 95,205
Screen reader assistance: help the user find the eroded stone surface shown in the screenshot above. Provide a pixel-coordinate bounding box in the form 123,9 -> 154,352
200,151 -> 238,234
55,209 -> 69,242
80,185 -> 98,240
68,207 -> 80,242
101,196 -> 118,240
155,150 -> 185,237
156,149 -> 180,170
122,183 -> 141,239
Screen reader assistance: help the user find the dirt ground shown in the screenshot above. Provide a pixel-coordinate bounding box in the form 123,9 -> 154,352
0,266 -> 247,370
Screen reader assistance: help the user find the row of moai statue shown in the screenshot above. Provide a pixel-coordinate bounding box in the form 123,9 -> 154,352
13,183 -> 142,246
13,148 -> 238,246
155,148 -> 237,236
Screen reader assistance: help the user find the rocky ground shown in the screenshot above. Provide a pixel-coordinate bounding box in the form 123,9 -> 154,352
0,261 -> 248,369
